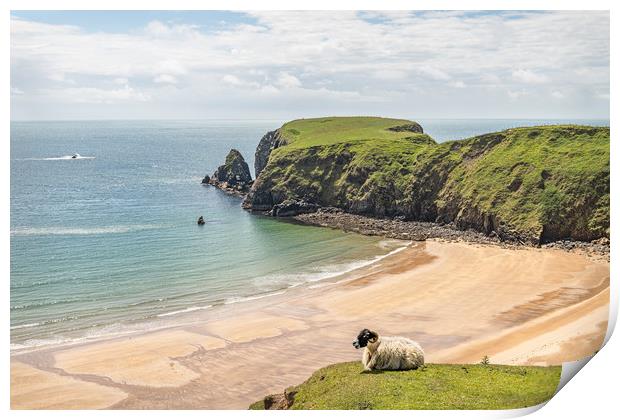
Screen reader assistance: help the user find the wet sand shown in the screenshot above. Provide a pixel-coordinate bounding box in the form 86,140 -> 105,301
11,240 -> 610,409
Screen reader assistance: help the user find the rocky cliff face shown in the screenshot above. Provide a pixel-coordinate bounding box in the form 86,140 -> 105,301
243,118 -> 609,244
206,149 -> 253,195
254,129 -> 286,178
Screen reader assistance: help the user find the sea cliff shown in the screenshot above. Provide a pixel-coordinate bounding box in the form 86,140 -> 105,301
242,117 -> 609,245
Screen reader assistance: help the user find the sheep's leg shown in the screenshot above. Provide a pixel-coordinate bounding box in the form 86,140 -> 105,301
362,350 -> 372,371
365,353 -> 378,371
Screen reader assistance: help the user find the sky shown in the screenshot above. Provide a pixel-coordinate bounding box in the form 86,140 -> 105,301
10,10 -> 610,120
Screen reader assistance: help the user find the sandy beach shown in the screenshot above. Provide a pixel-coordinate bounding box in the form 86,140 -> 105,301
10,240 -> 609,409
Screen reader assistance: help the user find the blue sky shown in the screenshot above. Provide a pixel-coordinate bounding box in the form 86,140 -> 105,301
11,10 -> 256,33
10,10 -> 610,120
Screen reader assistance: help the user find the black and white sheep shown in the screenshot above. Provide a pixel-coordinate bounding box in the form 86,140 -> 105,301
352,329 -> 425,371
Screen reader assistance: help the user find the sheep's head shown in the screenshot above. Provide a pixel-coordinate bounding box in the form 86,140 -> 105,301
353,329 -> 378,349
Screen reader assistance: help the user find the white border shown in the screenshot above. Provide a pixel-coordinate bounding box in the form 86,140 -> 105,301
2,1 -> 616,419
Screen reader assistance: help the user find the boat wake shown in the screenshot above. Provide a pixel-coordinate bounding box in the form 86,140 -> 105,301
19,154 -> 95,161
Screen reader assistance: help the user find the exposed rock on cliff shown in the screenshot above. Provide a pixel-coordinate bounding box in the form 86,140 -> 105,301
207,149 -> 253,195
254,129 -> 286,178
243,117 -> 609,244
270,199 -> 319,217
387,122 -> 424,133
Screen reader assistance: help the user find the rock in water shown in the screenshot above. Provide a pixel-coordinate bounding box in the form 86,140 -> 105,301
201,175 -> 210,184
207,149 -> 253,195
197,216 -> 205,225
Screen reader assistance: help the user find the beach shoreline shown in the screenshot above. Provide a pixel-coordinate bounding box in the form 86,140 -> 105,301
11,239 -> 610,409
291,209 -> 611,257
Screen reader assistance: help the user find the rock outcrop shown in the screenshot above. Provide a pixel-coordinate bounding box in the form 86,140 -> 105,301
270,199 -> 319,217
254,129 -> 286,178
259,390 -> 297,410
387,122 -> 424,133
243,118 -> 610,245
206,149 -> 253,195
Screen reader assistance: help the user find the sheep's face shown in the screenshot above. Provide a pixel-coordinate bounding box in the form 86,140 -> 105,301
353,329 -> 378,349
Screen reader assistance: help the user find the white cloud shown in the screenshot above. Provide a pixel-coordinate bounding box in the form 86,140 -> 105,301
275,72 -> 301,88
153,74 -> 178,84
44,85 -> 150,104
551,90 -> 565,99
418,66 -> 451,81
221,74 -> 260,89
10,11 -> 609,119
507,89 -> 529,100
512,69 -> 549,84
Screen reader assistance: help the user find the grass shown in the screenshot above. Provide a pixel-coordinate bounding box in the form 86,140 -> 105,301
249,361 -> 562,410
250,117 -> 609,243
434,125 -> 610,240
279,116 -> 427,149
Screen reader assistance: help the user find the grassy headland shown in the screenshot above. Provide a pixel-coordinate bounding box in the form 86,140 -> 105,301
250,361 -> 562,410
244,117 -> 609,244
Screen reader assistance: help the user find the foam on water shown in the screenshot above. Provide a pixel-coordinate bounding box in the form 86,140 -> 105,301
19,154 -> 96,161
224,290 -> 287,305
10,224 -> 164,236
157,305 -> 213,317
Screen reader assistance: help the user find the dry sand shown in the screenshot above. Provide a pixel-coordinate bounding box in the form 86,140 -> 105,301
11,240 -> 610,409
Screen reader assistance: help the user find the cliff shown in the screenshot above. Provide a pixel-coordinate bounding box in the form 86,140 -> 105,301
242,117 -> 609,244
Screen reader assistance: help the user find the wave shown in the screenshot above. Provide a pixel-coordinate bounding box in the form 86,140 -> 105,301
307,243 -> 411,289
10,322 -> 41,330
157,305 -> 213,317
10,224 -> 163,236
11,298 -> 81,310
10,241 -> 413,354
224,290 -> 287,305
252,242 -> 412,291
19,154 -> 95,161
10,325 -> 144,354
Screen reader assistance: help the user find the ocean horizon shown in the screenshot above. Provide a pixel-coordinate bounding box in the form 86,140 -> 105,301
10,118 -> 609,352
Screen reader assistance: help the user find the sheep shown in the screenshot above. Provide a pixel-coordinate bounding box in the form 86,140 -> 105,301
352,329 -> 424,371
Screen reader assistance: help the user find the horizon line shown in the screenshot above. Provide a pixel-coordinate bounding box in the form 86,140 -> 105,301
10,117 -> 611,123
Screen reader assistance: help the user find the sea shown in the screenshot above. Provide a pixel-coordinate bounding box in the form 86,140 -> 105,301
10,118 -> 609,352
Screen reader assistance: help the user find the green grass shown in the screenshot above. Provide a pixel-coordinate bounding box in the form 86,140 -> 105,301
248,117 -> 609,243
434,125 -> 610,240
279,116 -> 427,149
249,362 -> 562,410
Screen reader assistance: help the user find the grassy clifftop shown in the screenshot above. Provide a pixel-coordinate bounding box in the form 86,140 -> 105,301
278,116 -> 426,148
250,362 -> 561,410
244,117 -> 609,243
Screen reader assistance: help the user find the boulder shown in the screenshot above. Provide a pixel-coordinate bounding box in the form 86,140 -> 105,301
262,390 -> 297,410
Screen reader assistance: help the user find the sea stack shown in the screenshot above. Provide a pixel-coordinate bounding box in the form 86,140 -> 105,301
206,149 -> 253,195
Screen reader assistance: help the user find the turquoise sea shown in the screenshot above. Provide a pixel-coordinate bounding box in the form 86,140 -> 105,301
10,118 -> 608,351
